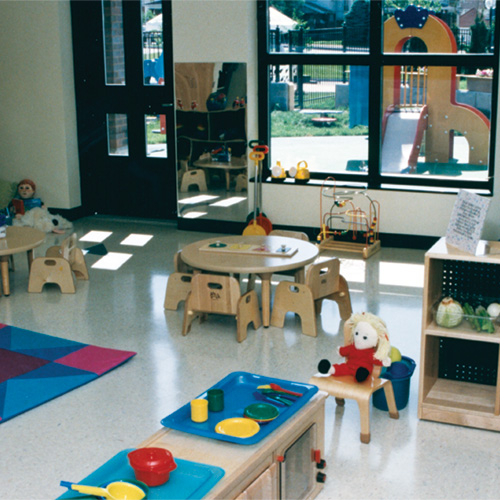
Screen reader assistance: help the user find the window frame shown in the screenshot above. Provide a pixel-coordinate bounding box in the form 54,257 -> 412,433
257,0 -> 499,194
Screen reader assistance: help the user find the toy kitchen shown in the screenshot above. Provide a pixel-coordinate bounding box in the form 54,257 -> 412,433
57,372 -> 328,500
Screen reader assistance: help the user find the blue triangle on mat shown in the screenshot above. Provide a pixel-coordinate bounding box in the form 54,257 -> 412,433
1,371 -> 97,421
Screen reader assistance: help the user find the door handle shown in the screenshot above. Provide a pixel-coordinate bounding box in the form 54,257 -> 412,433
162,103 -> 173,107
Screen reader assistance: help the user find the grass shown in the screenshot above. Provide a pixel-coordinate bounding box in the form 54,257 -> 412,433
271,95 -> 368,137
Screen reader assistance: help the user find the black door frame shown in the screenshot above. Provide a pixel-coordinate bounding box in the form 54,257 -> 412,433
70,0 -> 177,219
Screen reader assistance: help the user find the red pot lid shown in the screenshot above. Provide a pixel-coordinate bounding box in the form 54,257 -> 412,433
128,447 -> 177,472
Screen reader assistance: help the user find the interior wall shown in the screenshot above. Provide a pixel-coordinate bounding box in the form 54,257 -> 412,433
0,0 -> 80,209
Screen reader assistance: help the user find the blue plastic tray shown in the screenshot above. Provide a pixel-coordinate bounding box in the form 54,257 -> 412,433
161,371 -> 318,445
56,449 -> 224,500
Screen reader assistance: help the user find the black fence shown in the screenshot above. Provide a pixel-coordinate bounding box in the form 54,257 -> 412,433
270,25 -> 493,55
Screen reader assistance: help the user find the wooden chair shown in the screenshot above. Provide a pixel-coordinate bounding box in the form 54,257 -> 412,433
164,250 -> 194,310
182,273 -> 261,342
309,323 -> 399,444
164,273 -> 193,310
180,169 -> 207,192
28,233 -> 88,293
270,257 -> 352,337
269,229 -> 309,242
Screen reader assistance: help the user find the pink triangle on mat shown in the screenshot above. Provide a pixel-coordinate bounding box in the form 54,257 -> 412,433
55,345 -> 136,375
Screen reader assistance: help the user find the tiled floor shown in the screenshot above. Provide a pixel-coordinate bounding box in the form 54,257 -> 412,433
2,216 -> 499,499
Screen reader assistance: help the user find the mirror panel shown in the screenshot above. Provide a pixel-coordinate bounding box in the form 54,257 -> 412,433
175,63 -> 248,222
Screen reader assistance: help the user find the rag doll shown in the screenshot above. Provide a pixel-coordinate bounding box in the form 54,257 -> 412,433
318,312 -> 391,382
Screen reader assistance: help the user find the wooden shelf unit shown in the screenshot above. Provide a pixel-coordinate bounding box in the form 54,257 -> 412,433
418,237 -> 500,431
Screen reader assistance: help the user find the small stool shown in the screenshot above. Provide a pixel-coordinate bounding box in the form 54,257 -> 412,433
235,173 -> 247,192
180,169 -> 207,192
164,272 -> 193,310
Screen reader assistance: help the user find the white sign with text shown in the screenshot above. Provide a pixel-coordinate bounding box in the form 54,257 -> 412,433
446,190 -> 491,254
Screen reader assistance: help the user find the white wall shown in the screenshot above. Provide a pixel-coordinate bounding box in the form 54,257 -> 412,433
0,0 -> 498,240
0,0 -> 80,209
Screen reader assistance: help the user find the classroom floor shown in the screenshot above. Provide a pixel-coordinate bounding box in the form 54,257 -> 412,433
2,216 -> 499,500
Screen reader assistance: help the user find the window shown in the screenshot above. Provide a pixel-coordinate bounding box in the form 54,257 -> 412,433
258,0 -> 498,193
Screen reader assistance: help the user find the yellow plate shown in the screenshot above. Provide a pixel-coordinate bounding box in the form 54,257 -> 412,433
215,418 -> 260,438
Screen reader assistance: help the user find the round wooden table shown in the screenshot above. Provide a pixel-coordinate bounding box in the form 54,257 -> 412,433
0,226 -> 46,295
181,235 -> 319,327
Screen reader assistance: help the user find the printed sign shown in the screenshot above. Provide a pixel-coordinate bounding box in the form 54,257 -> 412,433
445,190 -> 491,254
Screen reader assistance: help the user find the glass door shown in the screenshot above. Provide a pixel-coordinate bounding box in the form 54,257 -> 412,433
70,0 -> 176,219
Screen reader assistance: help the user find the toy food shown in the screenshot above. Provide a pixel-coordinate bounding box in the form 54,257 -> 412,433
390,346 -> 402,363
435,297 -> 463,328
487,302 -> 500,319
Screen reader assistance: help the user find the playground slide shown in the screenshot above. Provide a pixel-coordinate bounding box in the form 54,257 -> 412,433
381,110 -> 422,173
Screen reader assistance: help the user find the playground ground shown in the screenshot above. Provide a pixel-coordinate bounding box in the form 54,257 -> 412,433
271,134 -> 488,180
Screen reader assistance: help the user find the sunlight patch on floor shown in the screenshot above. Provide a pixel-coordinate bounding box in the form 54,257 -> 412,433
79,230 -> 112,242
91,252 -> 132,270
120,234 -> 153,246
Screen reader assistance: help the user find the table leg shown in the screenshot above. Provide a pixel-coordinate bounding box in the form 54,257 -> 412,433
27,249 -> 35,270
257,272 -> 272,327
1,256 -> 10,296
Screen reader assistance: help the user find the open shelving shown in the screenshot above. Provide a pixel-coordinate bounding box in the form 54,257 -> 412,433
418,237 -> 500,431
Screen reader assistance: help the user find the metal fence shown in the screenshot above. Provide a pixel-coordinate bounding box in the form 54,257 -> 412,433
271,27 -> 368,54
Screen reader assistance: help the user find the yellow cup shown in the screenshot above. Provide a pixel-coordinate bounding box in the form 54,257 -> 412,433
190,398 -> 208,422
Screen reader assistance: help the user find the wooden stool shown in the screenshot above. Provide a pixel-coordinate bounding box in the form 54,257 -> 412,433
309,367 -> 399,444
309,321 -> 399,444
28,233 -> 88,293
180,169 -> 207,192
235,173 -> 247,192
271,258 -> 352,337
164,272 -> 193,310
182,274 -> 261,342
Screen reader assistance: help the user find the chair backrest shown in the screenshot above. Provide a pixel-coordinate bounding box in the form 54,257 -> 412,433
305,257 -> 340,300
269,229 -> 309,241
174,250 -> 192,273
189,274 -> 242,315
60,233 -> 77,262
342,321 -> 382,379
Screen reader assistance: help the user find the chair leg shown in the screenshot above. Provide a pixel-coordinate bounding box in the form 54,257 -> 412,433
382,381 -> 400,420
182,293 -> 198,335
330,275 -> 352,320
271,282 -> 317,337
237,291 -> 261,342
357,398 -> 371,444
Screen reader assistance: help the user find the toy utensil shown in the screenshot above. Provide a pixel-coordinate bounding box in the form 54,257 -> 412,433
269,383 -> 303,397
261,393 -> 294,406
253,391 -> 287,407
60,480 -> 146,500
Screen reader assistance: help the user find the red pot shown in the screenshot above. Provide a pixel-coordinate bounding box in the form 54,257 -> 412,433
128,447 -> 177,486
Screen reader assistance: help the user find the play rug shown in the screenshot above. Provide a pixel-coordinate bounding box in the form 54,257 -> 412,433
0,324 -> 136,423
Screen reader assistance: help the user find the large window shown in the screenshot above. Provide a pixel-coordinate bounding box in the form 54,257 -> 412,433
258,0 -> 499,193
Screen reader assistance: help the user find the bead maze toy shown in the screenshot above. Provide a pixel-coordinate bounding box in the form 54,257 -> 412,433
317,177 -> 380,259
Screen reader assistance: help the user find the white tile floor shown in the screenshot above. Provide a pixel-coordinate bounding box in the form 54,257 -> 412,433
2,216 -> 499,500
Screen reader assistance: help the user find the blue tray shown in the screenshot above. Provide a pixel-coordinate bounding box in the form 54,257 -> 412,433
56,449 -> 224,500
161,371 -> 318,445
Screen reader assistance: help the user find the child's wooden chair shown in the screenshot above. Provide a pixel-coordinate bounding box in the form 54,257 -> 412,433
270,257 -> 352,337
180,169 -> 207,192
309,323 -> 399,444
28,233 -> 88,293
182,273 -> 261,342
164,273 -> 193,310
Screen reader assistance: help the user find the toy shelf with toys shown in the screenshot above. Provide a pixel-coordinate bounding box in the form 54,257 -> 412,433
316,178 -> 381,259
418,237 -> 500,432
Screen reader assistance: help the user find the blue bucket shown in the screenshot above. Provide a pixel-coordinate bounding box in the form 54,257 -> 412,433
373,356 -> 416,411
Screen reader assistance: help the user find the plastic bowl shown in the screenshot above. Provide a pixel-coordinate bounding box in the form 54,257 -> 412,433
128,447 -> 177,487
